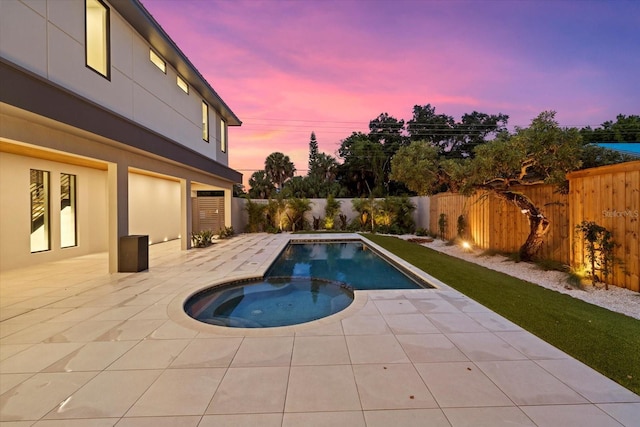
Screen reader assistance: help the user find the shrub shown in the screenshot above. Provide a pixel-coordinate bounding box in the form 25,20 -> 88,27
218,226 -> 234,239
338,214 -> 348,231
191,229 -> 215,247
438,213 -> 447,240
266,197 -> 286,231
575,221 -> 617,288
244,199 -> 267,232
285,197 -> 312,231
324,195 -> 341,230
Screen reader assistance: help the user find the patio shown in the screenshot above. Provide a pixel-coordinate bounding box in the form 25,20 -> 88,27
1,233 -> 638,426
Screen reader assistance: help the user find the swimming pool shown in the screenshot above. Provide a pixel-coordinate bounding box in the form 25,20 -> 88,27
184,277 -> 353,328
266,241 -> 427,290
184,240 -> 431,328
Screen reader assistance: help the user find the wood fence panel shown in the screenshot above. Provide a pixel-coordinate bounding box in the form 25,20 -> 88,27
467,193 -> 490,247
611,172 -> 626,286
626,170 -> 639,290
428,161 -> 639,291
568,161 -> 640,292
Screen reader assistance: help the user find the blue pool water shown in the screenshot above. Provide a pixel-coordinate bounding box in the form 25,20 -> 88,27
184,241 -> 430,328
185,277 -> 353,328
266,241 -> 426,290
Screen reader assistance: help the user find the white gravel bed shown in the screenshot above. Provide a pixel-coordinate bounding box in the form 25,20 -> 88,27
399,236 -> 640,320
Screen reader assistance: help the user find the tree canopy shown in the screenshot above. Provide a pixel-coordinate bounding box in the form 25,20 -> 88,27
580,114 -> 640,143
243,105 -> 635,203
391,111 -> 583,261
265,152 -> 295,191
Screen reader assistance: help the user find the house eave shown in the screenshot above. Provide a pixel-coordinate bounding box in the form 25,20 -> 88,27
111,0 -> 242,126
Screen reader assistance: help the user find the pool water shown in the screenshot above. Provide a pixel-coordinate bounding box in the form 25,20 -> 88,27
266,241 -> 426,290
184,277 -> 353,328
184,241 -> 430,328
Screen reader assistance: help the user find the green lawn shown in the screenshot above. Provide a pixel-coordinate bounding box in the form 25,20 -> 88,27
365,234 -> 640,395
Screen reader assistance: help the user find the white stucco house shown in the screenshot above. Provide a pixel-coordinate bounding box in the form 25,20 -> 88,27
0,0 -> 242,272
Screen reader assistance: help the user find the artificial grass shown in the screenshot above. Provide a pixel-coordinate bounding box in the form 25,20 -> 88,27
365,234 -> 640,395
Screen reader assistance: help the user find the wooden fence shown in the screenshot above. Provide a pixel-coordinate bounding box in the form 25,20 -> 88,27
568,161 -> 639,292
429,186 -> 570,263
429,160 -> 639,291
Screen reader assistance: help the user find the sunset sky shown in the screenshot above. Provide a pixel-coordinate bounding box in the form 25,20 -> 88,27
140,0 -> 640,188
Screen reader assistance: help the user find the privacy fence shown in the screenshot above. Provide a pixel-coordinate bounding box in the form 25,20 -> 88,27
429,161 -> 640,292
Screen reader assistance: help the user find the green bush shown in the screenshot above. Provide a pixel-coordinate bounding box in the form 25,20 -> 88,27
244,199 -> 268,232
191,229 -> 215,247
218,226 -> 234,239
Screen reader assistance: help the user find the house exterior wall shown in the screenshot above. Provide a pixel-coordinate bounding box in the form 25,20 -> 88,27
0,151 -> 109,270
129,173 -> 181,244
0,0 -> 242,272
0,0 -> 227,162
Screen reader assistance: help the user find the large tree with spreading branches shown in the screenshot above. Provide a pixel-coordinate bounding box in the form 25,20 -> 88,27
391,111 -> 583,261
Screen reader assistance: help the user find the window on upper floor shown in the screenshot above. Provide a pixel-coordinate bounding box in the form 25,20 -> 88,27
177,75 -> 189,93
85,0 -> 110,79
220,119 -> 227,153
202,101 -> 209,142
150,49 -> 166,73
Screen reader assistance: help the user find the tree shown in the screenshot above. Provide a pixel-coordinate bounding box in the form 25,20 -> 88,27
247,170 -> 275,199
406,104 -> 508,158
579,144 -> 636,169
307,151 -> 341,197
454,111 -> 509,158
390,141 -> 443,195
406,104 -> 456,148
308,132 -> 319,173
233,183 -> 246,197
281,176 -> 309,198
265,152 -> 296,191
337,132 -> 386,197
392,111 -> 583,261
580,114 -> 640,143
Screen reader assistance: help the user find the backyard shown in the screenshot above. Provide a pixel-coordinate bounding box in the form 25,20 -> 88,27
366,233 -> 640,395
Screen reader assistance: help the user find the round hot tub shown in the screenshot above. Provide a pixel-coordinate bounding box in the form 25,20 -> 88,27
184,277 -> 354,328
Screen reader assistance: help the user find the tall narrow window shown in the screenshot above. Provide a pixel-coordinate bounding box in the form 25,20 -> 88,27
149,49 -> 166,73
60,174 -> 77,248
220,119 -> 227,152
30,169 -> 50,253
202,101 -> 209,142
85,0 -> 110,78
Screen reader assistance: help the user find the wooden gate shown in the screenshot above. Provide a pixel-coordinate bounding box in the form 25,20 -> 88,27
192,196 -> 225,234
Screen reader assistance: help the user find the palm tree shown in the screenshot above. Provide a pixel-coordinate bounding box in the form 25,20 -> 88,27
265,152 -> 295,191
248,170 -> 275,199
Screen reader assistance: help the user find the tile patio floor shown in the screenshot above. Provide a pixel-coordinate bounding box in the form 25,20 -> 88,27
1,233 -> 638,426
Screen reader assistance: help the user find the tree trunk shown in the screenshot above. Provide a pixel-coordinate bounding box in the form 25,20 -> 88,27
497,191 -> 551,262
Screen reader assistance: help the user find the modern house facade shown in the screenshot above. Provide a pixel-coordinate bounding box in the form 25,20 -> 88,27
0,0 -> 242,272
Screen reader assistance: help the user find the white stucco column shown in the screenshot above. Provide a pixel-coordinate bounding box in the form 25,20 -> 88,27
224,187 -> 232,228
180,178 -> 192,250
108,162 -> 129,273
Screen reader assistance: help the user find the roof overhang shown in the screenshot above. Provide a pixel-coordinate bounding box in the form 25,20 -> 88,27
111,0 -> 242,126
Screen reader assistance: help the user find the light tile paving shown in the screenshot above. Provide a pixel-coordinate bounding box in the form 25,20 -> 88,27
1,233 -> 638,426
